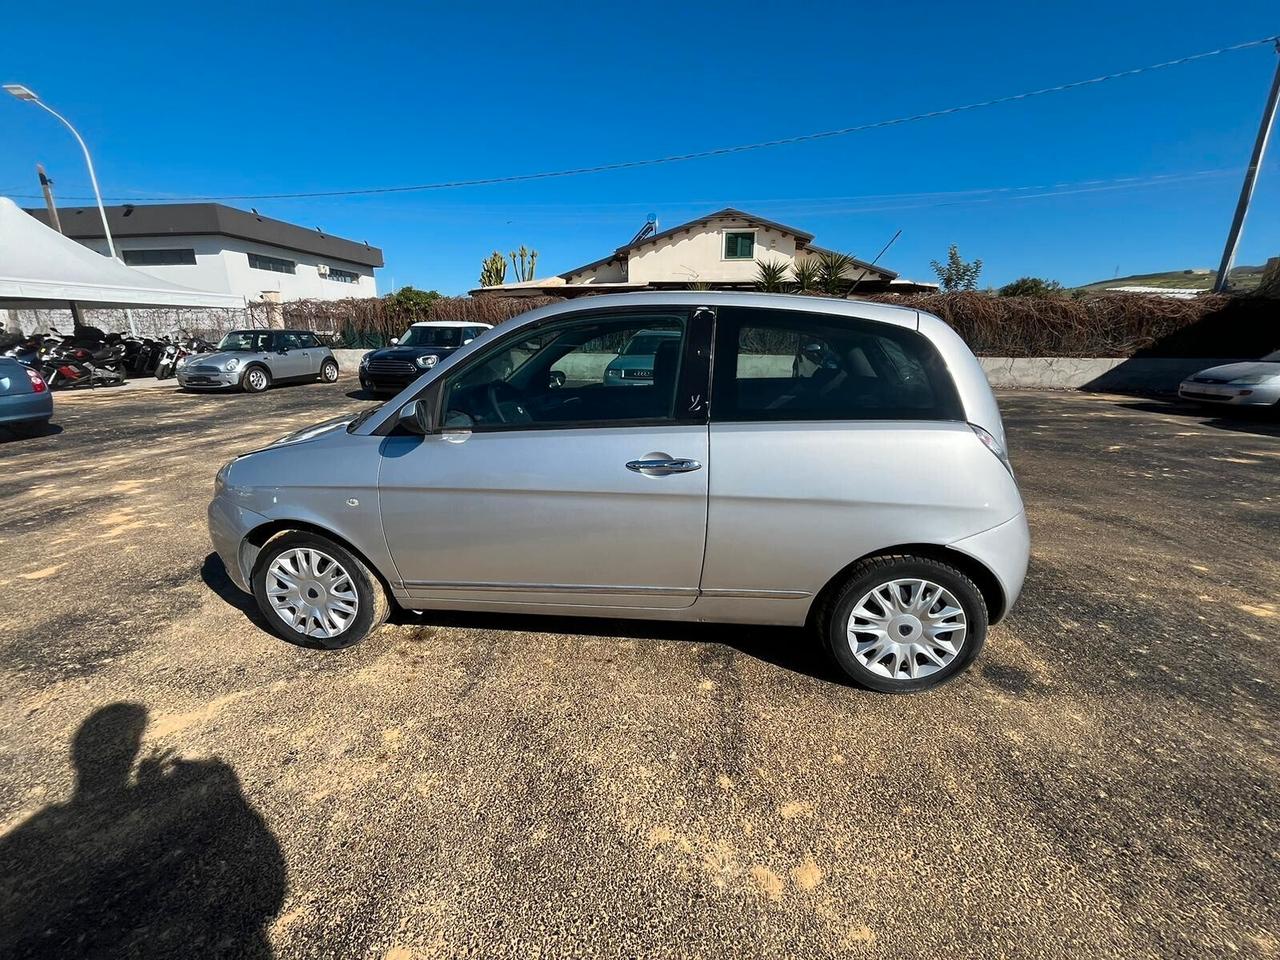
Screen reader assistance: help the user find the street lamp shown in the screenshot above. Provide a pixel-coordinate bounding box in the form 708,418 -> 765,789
4,83 -> 117,260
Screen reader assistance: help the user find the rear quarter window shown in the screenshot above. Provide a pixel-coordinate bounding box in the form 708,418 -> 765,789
711,306 -> 963,422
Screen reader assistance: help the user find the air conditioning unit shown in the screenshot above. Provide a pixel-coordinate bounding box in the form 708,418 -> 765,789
317,264 -> 331,276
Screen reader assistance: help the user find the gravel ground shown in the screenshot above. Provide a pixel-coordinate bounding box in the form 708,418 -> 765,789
0,380 -> 1276,959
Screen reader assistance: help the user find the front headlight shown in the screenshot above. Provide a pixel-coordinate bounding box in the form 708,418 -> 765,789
214,459 -> 234,493
225,358 -> 240,371
1228,374 -> 1275,385
415,354 -> 439,369
176,355 -> 191,368
360,352 -> 372,368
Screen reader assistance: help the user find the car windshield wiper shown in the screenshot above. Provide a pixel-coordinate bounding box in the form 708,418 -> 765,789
346,403 -> 383,433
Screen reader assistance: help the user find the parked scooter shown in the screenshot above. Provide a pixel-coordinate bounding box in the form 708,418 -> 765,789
155,334 -> 214,380
40,334 -> 127,390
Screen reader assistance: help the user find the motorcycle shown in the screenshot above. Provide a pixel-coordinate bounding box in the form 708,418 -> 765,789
155,334 -> 214,380
41,338 -> 127,390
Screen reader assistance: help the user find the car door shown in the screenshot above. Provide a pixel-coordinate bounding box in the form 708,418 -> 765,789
378,307 -> 712,610
273,333 -> 309,379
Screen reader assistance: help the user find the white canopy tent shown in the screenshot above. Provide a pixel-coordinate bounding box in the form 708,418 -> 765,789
0,196 -> 243,312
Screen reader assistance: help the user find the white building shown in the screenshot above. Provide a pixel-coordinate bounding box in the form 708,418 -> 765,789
25,202 -> 382,303
471,208 -> 929,298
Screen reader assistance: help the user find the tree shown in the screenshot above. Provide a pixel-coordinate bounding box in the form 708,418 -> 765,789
509,245 -> 538,282
479,251 -> 507,287
930,244 -> 983,291
997,276 -> 1064,298
383,286 -> 441,310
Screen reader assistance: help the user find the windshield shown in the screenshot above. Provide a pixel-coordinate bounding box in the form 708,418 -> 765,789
217,331 -> 271,352
622,333 -> 677,356
400,326 -> 464,348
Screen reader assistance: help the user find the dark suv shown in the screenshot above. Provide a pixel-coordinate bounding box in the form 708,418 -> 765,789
359,322 -> 491,395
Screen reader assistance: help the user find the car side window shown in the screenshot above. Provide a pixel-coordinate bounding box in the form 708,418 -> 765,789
441,313 -> 688,430
711,306 -> 963,422
297,333 -> 320,349
277,333 -> 304,351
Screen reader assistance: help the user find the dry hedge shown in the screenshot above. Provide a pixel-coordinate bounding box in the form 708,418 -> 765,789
861,292 -> 1278,357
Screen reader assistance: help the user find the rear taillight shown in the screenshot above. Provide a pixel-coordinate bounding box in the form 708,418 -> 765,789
25,368 -> 47,393
969,422 -> 1013,476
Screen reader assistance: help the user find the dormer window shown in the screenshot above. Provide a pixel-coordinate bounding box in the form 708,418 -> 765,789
723,231 -> 755,260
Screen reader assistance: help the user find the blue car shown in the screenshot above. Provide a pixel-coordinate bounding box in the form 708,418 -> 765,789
0,356 -> 53,437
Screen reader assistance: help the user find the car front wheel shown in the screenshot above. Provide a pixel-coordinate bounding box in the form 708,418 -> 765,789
251,531 -> 389,649
242,365 -> 271,393
821,555 -> 987,692
319,359 -> 339,383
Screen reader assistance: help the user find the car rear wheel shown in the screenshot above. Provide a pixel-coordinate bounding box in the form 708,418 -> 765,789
319,359 -> 339,383
820,555 -> 987,692
242,365 -> 271,393
251,531 -> 389,649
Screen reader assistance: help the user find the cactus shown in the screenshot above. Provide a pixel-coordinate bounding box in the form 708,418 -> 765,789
509,245 -> 538,282
479,251 -> 507,287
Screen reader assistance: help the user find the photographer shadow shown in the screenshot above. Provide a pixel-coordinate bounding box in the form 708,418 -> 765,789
0,703 -> 286,959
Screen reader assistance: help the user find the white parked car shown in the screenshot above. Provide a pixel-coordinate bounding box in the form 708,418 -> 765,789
1178,351 -> 1280,408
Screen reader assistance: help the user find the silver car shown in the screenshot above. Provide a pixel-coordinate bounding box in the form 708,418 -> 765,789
177,329 -> 340,393
209,293 -> 1029,692
1178,351 -> 1280,408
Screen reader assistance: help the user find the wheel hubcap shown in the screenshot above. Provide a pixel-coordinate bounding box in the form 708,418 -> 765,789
249,370 -> 265,389
324,364 -> 337,381
847,578 -> 967,682
265,547 -> 359,638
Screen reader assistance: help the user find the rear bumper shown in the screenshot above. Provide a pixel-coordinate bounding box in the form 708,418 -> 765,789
947,511 -> 1030,623
0,390 -> 53,424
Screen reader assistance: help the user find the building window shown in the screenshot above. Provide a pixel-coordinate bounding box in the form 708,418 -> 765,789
122,248 -> 196,266
326,267 -> 359,283
724,231 -> 755,260
248,252 -> 296,274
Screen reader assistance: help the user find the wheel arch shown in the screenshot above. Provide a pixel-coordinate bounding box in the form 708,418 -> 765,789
241,518 -> 396,604
806,543 -> 1008,629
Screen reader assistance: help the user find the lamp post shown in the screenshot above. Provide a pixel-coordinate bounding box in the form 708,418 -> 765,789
4,83 -> 117,260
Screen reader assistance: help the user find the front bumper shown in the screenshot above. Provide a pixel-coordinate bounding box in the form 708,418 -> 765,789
178,367 -> 240,390
0,390 -> 53,425
360,371 -> 419,393
208,493 -> 268,593
1178,381 -> 1280,406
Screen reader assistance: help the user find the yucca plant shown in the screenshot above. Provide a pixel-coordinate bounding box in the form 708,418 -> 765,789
754,258 -> 791,293
817,250 -> 855,294
792,257 -> 820,292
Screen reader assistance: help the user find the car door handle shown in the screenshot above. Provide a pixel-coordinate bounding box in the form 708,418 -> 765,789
626,457 -> 703,476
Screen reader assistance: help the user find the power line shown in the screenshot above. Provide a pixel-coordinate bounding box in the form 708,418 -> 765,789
8,34 -> 1278,204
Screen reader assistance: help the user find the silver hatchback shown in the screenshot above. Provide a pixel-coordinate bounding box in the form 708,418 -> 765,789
209,293 -> 1028,692
178,329 -> 340,393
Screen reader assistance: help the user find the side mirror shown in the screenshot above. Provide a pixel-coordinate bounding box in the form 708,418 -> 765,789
548,370 -> 566,389
463,338 -> 474,345
397,397 -> 434,434
391,337 -> 400,346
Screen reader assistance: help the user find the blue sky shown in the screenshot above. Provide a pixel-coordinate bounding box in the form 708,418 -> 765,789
2,1 -> 1278,294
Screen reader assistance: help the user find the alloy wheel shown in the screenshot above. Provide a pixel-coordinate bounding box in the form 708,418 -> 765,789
846,578 -> 967,682
265,547 -> 360,638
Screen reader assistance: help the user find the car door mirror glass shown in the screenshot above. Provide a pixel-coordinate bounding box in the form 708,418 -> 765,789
391,337 -> 400,346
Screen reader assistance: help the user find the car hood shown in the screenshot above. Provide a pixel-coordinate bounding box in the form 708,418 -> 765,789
366,345 -> 461,362
1189,361 -> 1280,382
270,415 -> 354,447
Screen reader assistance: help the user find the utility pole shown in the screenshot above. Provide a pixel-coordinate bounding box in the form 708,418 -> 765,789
37,164 -> 62,233
1213,39 -> 1280,293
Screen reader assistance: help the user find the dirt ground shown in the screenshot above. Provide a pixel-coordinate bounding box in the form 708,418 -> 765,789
0,379 -> 1276,959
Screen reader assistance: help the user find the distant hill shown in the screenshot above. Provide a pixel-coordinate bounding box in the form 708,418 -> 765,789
1076,265 -> 1266,293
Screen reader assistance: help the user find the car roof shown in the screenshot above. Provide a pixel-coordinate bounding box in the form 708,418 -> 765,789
409,321 -> 492,328
495,291 -> 920,332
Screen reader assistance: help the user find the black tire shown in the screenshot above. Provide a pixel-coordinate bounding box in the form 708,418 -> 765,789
241,364 -> 271,393
5,419 -> 49,439
819,554 -> 988,693
251,530 -> 390,650
319,359 -> 340,383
